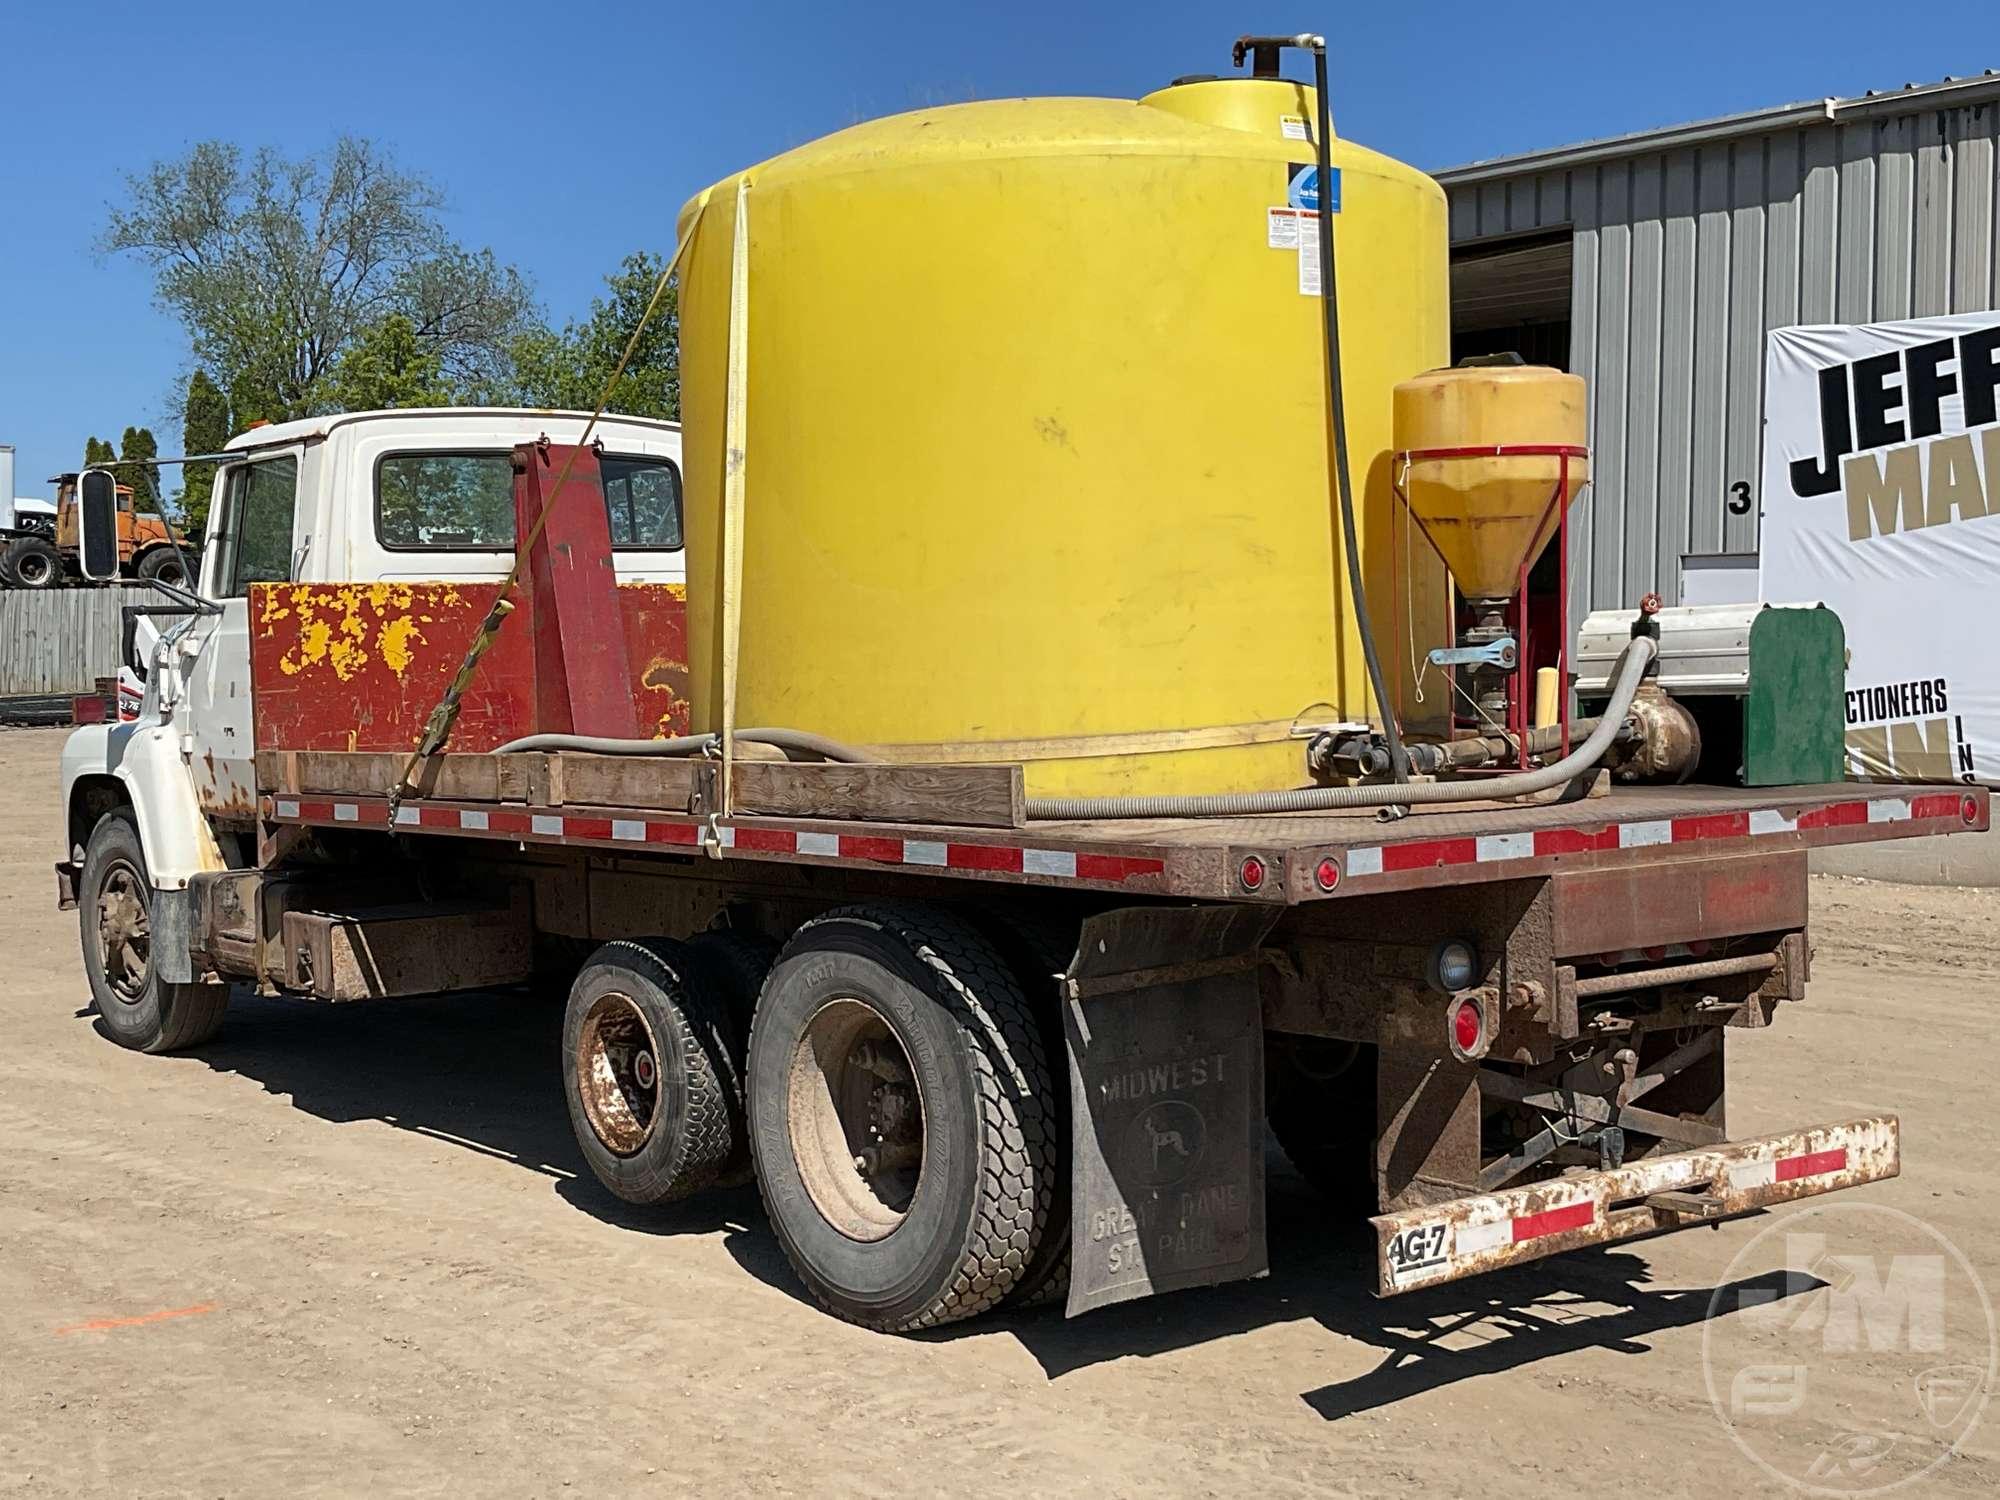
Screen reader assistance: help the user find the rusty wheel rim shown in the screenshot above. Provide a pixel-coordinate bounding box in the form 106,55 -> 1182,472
576,992 -> 662,1156
94,859 -> 150,1004
787,998 -> 925,1243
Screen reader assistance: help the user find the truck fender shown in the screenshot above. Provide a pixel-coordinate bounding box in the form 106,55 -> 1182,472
61,722 -> 228,892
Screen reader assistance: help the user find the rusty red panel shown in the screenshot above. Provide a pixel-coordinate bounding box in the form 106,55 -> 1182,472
1551,850 -> 1807,957
250,580 -> 687,753
514,442 -> 636,738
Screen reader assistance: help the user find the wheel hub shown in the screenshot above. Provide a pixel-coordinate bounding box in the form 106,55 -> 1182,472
94,862 -> 150,1003
788,998 -> 926,1242
575,992 -> 662,1156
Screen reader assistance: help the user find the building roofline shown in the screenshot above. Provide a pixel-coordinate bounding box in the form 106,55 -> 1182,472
1437,71 -> 2000,186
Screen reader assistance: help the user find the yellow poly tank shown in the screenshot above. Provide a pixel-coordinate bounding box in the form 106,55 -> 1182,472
676,78 -> 1452,797
1393,365 -> 1589,602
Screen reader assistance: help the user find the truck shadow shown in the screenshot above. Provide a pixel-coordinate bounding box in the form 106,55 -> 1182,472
144,989 -> 1824,1415
158,986 -> 755,1242
866,1168 -> 1825,1415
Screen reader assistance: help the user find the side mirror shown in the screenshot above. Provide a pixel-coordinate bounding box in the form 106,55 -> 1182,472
76,468 -> 122,583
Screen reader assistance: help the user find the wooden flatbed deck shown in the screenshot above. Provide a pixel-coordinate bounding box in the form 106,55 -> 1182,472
257,748 -> 1989,905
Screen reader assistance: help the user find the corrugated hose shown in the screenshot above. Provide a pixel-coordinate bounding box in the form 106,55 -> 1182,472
1021,637 -> 1656,821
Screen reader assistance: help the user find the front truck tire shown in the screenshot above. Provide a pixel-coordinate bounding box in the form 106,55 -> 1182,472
78,810 -> 228,1052
562,939 -> 744,1205
8,536 -> 62,590
747,904 -> 1059,1332
135,547 -> 191,588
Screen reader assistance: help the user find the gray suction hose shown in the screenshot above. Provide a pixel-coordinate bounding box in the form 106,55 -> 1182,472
489,727 -> 869,762
1023,637 -> 1656,821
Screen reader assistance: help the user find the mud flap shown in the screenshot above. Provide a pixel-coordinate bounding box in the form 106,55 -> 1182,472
1064,904 -> 1275,1317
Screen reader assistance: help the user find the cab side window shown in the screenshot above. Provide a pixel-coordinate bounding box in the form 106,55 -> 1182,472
214,457 -> 301,597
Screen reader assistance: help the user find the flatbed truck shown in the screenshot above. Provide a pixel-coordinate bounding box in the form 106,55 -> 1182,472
51,408 -> 1986,1331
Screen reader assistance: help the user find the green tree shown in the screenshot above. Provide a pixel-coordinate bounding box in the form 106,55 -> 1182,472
115,427 -> 161,509
102,137 -> 536,420
181,369 -> 231,539
83,436 -> 116,468
325,314 -> 454,413
510,252 -> 680,420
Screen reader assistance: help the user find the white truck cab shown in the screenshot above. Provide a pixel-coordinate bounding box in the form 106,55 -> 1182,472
59,408 -> 683,1007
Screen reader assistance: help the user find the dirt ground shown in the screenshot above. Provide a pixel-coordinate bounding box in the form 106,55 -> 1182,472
2,722 -> 1995,1498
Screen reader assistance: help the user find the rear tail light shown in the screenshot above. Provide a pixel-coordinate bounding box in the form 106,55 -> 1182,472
1447,995 -> 1491,1061
1452,997 -> 1483,1053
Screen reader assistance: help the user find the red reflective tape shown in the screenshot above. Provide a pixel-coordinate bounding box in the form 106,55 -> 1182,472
1798,801 -> 1869,830
1776,1147 -> 1848,1182
486,809 -> 532,836
731,826 -> 796,853
649,822 -> 701,846
1533,825 -> 1622,855
1672,811 -> 1750,842
1911,792 -> 1962,820
1380,838 -> 1478,873
565,816 -> 614,841
947,843 -> 1024,873
840,835 -> 907,864
1512,1200 -> 1595,1242
294,799 -> 335,821
1074,852 -> 1167,883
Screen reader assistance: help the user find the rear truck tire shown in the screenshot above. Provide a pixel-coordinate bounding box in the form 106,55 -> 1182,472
971,910 -> 1078,1311
78,810 -> 228,1052
1266,1038 -> 1378,1212
747,903 -> 1059,1332
678,929 -> 781,1185
135,547 -> 191,588
7,536 -> 62,590
0,540 -> 17,588
562,938 -> 744,1205
681,928 -> 780,1036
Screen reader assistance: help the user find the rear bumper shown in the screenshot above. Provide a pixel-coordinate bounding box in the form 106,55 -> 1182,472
1371,1114 -> 1899,1296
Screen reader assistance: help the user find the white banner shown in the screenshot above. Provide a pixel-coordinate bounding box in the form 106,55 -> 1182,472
1759,313 -> 2000,784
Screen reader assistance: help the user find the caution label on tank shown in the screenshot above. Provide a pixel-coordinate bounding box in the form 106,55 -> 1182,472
1268,206 -> 1326,295
1279,114 -> 1311,142
1266,207 -> 1311,249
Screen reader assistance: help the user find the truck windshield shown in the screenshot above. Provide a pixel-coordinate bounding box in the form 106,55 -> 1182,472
375,452 -> 682,550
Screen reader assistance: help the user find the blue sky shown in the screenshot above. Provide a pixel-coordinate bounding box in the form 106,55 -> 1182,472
1,0 -> 1992,496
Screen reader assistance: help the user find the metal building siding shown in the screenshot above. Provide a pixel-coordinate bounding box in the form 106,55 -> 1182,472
1444,89 -> 2000,620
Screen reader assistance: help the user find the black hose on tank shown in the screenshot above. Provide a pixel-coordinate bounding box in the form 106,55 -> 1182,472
1309,40 -> 1411,788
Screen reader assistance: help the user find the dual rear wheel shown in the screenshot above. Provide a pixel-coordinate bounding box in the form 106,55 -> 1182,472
560,904 -> 1064,1331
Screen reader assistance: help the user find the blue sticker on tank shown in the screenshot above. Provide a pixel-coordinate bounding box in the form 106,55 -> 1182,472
1286,163 -> 1342,213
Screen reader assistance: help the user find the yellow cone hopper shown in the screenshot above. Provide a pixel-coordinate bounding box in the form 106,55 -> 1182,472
1393,364 -> 1588,600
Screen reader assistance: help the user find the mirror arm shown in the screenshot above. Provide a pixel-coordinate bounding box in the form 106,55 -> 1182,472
131,577 -> 222,616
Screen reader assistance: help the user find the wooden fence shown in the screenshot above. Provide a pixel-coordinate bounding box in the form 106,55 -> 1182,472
0,586 -> 153,696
